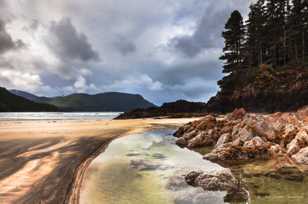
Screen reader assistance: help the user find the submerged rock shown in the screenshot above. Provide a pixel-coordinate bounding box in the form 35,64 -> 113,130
129,160 -> 166,171
184,170 -> 249,202
264,166 -> 305,182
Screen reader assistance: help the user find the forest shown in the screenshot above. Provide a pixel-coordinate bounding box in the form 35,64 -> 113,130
220,0 -> 308,89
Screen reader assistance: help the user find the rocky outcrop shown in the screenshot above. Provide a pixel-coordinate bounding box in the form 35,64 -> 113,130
174,107 -> 308,166
185,170 -> 248,202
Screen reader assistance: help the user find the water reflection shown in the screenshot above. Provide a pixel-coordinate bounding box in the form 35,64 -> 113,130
79,129 -> 227,204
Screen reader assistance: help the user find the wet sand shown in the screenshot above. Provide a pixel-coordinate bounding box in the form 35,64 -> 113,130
0,118 -> 197,204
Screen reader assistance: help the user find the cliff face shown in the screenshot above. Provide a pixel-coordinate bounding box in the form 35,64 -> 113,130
207,66 -> 308,113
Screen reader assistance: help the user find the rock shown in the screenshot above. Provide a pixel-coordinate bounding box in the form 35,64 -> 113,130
187,132 -> 217,148
130,160 -> 163,171
287,130 -> 308,155
166,175 -> 188,191
195,115 -> 217,130
176,137 -> 188,148
175,106 -> 308,172
183,130 -> 199,140
228,108 -> 247,120
215,133 -> 231,148
250,120 -> 276,141
281,124 -> 298,144
185,170 -> 248,203
287,138 -> 301,155
243,136 -> 267,149
236,127 -> 254,143
292,146 -> 308,165
185,171 -> 202,186
269,144 -> 284,157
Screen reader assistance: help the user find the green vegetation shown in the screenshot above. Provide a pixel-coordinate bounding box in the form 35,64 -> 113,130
0,87 -> 58,112
220,0 -> 308,89
208,0 -> 308,113
10,90 -> 156,112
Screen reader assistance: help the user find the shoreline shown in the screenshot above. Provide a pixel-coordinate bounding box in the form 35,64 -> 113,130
0,118 -> 196,203
65,138 -> 112,204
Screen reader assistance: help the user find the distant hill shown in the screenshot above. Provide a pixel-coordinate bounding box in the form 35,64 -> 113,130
0,87 -> 58,112
10,90 -> 156,112
116,100 -> 207,119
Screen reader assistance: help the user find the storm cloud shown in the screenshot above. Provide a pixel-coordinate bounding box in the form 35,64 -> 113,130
171,0 -> 251,57
0,0 -> 253,104
0,20 -> 25,54
48,18 -> 99,62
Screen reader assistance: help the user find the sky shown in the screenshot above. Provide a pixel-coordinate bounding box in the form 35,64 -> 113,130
0,0 -> 252,105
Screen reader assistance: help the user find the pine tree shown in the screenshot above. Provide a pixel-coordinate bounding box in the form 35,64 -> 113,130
246,1 -> 267,67
220,10 -> 245,74
263,0 -> 290,67
289,0 -> 308,65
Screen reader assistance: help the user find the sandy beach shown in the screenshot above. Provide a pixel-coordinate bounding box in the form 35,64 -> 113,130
0,118 -> 197,204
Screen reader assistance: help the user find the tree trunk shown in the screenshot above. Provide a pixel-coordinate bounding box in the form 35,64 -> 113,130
303,30 -> 305,65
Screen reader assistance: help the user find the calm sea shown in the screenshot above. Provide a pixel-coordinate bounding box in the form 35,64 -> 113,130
0,112 -> 121,121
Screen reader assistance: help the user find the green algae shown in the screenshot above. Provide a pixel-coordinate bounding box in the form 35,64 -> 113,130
230,161 -> 308,204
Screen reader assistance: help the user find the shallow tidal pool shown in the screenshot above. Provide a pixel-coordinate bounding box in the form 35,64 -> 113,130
79,128 -> 228,204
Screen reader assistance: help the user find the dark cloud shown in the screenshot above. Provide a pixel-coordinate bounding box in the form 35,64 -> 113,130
158,60 -> 222,86
0,20 -> 25,54
113,36 -> 136,55
170,0 -> 250,57
48,18 -> 99,62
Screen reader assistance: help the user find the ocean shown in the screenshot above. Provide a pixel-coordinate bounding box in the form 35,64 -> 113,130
0,112 -> 121,121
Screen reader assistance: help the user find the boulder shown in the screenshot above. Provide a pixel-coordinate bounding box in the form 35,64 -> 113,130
185,170 -> 248,203
228,108 -> 247,120
250,120 -> 276,141
215,133 -> 231,148
243,136 -> 266,149
195,115 -> 217,130
175,137 -> 188,148
287,130 -> 308,155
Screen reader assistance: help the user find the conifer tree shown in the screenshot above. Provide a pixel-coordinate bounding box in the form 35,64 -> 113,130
246,1 -> 267,67
220,10 -> 245,74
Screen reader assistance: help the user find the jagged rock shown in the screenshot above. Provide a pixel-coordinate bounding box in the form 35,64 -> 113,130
188,132 -> 217,148
243,136 -> 266,149
250,120 -> 276,141
174,107 -> 308,165
185,170 -> 248,202
228,108 -> 247,120
287,130 -> 308,155
292,147 -> 308,165
195,115 -> 216,130
215,133 -> 231,148
269,144 -> 284,157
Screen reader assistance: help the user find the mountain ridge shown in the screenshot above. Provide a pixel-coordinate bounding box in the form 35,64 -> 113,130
0,87 -> 58,112
10,89 -> 156,112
